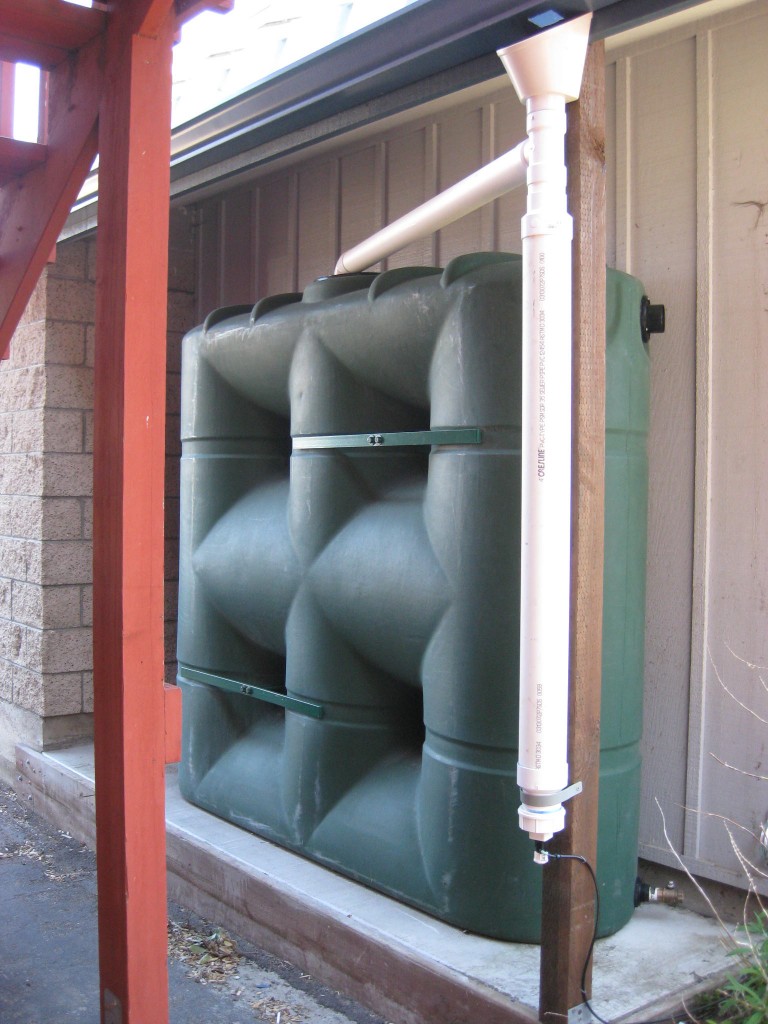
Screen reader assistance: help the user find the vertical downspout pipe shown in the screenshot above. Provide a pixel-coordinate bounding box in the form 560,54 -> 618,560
497,13 -> 591,846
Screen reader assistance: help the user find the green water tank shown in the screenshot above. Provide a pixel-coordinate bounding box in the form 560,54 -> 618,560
177,253 -> 650,942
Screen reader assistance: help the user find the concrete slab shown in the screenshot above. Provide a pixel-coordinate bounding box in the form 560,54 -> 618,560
16,743 -> 735,1024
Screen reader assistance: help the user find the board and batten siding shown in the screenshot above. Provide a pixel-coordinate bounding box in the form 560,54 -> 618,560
192,0 -> 768,892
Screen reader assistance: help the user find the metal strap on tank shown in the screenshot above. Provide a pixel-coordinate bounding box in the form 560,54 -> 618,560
178,665 -> 324,719
292,427 -> 482,450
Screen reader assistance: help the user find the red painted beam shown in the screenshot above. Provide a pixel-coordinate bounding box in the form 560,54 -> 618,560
0,137 -> 48,186
0,61 -> 14,136
0,0 -> 106,69
0,36 -> 101,359
92,1 -> 176,1021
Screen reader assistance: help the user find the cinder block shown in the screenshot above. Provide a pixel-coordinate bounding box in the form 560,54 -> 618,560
7,319 -> 46,368
19,273 -> 48,326
83,411 -> 93,454
86,240 -> 98,283
10,580 -> 43,627
48,240 -> 88,282
17,622 -> 42,671
45,321 -> 86,366
41,498 -> 83,540
42,453 -> 93,498
82,670 -> 93,713
81,585 -> 92,627
0,659 -> 11,701
0,497 -> 10,534
39,540 -> 92,586
12,665 -> 43,714
43,410 -> 84,454
0,414 -> 12,454
0,453 -> 44,497
13,580 -> 82,629
85,325 -> 95,369
44,365 -> 94,410
22,539 -> 40,582
0,580 -> 10,619
0,537 -> 28,581
0,366 -> 46,413
44,278 -> 96,325
41,627 -> 92,674
12,409 -> 45,453
0,618 -> 23,661
2,496 -> 40,539
42,671 -> 84,716
82,500 -> 92,541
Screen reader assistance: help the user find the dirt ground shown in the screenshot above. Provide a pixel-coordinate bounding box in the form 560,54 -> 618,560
0,782 -> 388,1024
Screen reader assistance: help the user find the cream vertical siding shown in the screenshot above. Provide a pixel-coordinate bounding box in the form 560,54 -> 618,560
608,0 -> 768,891
192,0 -> 768,890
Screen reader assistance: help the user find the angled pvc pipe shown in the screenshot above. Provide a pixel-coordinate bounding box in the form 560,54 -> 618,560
498,12 -> 592,845
334,141 -> 529,274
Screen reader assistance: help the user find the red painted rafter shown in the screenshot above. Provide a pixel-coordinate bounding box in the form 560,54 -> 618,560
92,1 -> 176,1018
0,0 -> 105,69
0,36 -> 101,359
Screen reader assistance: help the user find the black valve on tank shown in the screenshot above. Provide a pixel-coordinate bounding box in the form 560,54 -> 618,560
640,296 -> 666,343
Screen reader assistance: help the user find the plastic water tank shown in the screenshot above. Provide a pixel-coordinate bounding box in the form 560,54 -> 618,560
176,253 -> 649,941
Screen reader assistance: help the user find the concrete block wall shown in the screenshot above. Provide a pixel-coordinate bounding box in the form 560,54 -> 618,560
0,242 -> 95,772
0,207 -> 196,779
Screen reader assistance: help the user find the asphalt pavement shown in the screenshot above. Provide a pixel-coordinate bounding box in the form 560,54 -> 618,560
0,782 -> 388,1024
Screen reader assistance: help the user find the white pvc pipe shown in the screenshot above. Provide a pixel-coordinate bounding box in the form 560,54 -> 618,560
499,13 -> 592,844
334,141 -> 529,274
515,90 -> 573,843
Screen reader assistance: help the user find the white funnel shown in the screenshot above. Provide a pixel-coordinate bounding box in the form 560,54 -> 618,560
498,12 -> 592,103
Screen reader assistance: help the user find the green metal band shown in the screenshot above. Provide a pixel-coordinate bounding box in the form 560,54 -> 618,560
292,427 -> 482,451
178,665 -> 324,719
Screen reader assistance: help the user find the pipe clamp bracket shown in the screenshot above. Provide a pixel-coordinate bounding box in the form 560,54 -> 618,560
522,780 -> 582,808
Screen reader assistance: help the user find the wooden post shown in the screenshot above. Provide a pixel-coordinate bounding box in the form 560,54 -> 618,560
539,38 -> 606,1023
92,3 -> 175,1021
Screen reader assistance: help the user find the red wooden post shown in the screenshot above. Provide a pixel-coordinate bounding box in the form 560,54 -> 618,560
92,2 -> 176,1020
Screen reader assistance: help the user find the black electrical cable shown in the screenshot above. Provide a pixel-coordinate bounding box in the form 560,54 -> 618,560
541,849 -> 689,1024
